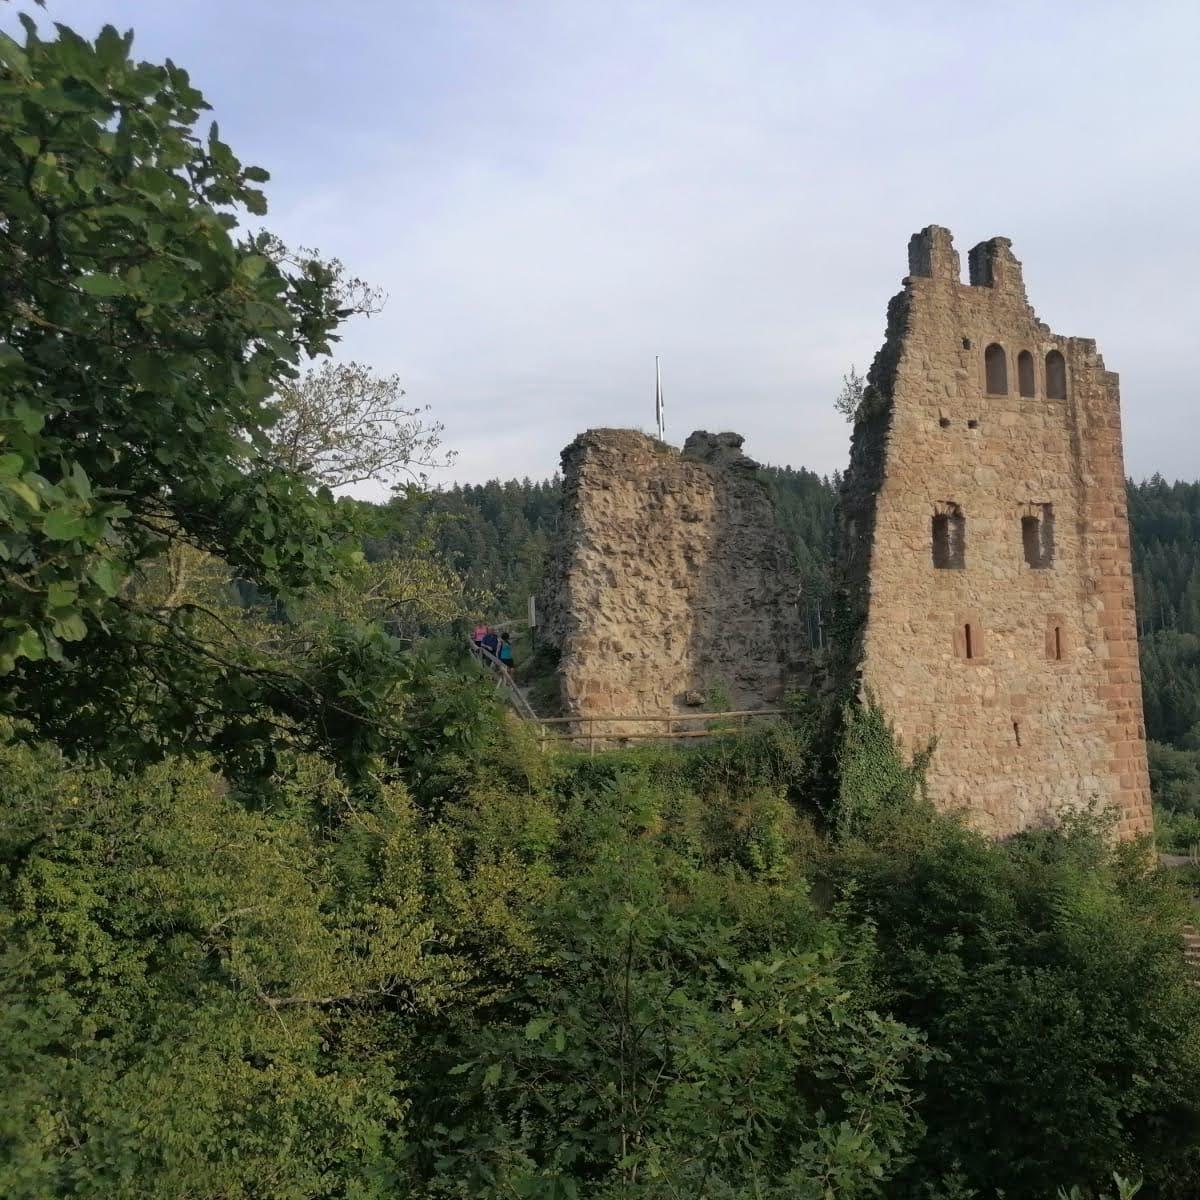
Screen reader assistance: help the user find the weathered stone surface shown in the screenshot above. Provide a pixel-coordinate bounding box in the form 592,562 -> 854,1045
838,225 -> 1153,839
541,428 -> 799,728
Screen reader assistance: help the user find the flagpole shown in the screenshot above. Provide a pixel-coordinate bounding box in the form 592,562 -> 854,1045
655,355 -> 665,441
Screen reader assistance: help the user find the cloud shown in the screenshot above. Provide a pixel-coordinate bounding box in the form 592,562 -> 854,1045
32,0 -> 1200,484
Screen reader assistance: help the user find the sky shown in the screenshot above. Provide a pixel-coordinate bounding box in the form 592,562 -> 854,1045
13,0 -> 1200,489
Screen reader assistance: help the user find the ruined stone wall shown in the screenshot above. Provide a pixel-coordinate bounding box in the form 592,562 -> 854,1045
840,225 -> 1152,838
541,429 -> 799,724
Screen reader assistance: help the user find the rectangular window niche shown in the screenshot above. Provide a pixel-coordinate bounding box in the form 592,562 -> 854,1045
1022,502 -> 1055,569
954,612 -> 986,663
933,502 -> 966,569
1045,614 -> 1068,661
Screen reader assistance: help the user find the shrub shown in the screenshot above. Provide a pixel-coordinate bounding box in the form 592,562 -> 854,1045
832,802 -> 1200,1198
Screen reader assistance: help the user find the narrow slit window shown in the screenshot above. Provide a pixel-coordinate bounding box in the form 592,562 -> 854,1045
1047,618 -> 1068,661
956,615 -> 983,661
932,504 -> 966,569
1012,720 -> 1022,746
984,343 -> 1008,394
1021,503 -> 1055,569
1017,350 -> 1036,397
1046,349 -> 1067,399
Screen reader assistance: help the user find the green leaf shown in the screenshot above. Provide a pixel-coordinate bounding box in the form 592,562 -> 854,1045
47,580 -> 78,609
69,462 -> 92,500
129,165 -> 174,196
42,509 -> 87,540
52,611 -> 87,641
13,134 -> 40,157
15,628 -> 44,661
3,479 -> 39,510
238,254 -> 268,280
0,454 -> 22,479
95,24 -> 127,68
524,1016 -> 552,1042
0,31 -> 30,75
78,273 -> 127,297
12,400 -> 44,434
89,558 -> 120,596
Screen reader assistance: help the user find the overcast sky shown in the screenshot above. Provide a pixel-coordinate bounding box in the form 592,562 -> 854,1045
16,0 -> 1200,489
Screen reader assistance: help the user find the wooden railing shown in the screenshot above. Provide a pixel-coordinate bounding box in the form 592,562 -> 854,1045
467,640 -> 538,721
467,638 -> 785,753
534,709 -> 787,756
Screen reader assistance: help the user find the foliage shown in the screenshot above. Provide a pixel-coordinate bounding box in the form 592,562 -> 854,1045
760,462 -> 840,652
1152,801 -> 1200,855
0,15 -> 425,773
1129,478 -> 1200,813
373,476 -> 564,624
832,798 -> 1200,1199
834,365 -> 867,422
396,727 -> 926,1198
416,875 -> 928,1198
0,740 -> 456,1199
1149,738 -> 1200,818
834,698 -> 931,837
269,360 -> 451,490
4,677 -> 1200,1198
0,713 -> 920,1199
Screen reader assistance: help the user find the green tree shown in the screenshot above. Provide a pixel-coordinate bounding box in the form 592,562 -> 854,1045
0,739 -> 467,1199
0,15 -> 408,775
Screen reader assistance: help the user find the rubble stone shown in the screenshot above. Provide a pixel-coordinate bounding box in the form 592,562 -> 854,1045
540,428 -> 799,731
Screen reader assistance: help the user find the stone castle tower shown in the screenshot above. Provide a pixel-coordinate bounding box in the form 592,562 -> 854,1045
840,225 -> 1152,838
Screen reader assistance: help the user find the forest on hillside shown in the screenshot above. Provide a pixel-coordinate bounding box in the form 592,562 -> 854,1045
393,470 -> 1200,826
4,13 -> 1200,1200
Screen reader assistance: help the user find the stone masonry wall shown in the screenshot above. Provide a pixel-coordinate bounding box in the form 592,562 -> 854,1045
839,226 -> 1152,839
541,429 -> 799,726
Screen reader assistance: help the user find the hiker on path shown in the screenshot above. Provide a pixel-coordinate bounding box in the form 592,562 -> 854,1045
499,633 -> 514,671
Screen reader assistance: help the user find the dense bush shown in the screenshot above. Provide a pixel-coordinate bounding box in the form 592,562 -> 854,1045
834,800 -> 1200,1199
4,706 -> 1198,1198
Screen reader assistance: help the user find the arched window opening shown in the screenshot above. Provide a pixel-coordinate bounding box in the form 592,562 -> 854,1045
1046,349 -> 1067,399
1017,350 -> 1036,397
1021,503 -> 1055,569
932,503 -> 966,569
984,343 -> 1008,394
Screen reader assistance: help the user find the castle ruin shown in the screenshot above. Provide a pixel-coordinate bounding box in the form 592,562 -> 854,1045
540,226 -> 1152,840
540,429 -> 799,725
840,225 -> 1152,838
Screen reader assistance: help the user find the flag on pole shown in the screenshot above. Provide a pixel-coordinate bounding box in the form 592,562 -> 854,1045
655,355 -> 665,441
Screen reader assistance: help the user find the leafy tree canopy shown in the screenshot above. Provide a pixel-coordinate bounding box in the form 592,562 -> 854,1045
0,15 -> 414,776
